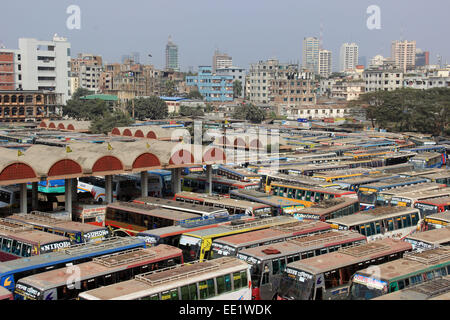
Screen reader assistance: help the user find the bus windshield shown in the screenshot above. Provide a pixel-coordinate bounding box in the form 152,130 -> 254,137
358,192 -> 377,206
277,268 -> 315,300
348,274 -> 388,300
211,242 -> 237,259
178,235 -> 202,262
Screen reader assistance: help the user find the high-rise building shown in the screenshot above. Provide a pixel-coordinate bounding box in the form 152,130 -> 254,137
318,50 -> 332,78
415,49 -> 430,67
339,43 -> 359,72
212,50 -> 232,73
391,40 -> 416,72
0,34 -> 71,104
165,36 -> 179,72
302,37 -> 320,73
71,53 -> 103,93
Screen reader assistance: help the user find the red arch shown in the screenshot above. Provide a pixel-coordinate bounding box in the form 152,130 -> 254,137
39,121 -> 47,128
234,137 -> 246,148
57,123 -> 65,130
48,122 -> 56,129
67,124 -> 75,131
134,130 -> 144,138
0,162 -> 37,182
111,128 -> 121,136
48,159 -> 82,177
123,129 -> 132,137
169,149 -> 194,165
203,148 -> 226,163
132,153 -> 161,169
92,156 -> 123,173
250,139 -> 262,148
147,131 -> 157,139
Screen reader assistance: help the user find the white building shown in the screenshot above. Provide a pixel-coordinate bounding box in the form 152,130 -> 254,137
363,63 -> 404,92
213,50 -> 232,73
340,43 -> 359,72
318,50 -> 332,78
1,35 -> 71,104
404,70 -> 450,89
216,66 -> 245,97
283,104 -> 350,120
302,37 -> 320,74
391,40 -> 416,72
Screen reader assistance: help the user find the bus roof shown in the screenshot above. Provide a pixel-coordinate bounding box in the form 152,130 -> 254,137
213,220 -> 331,247
405,227 -> 450,246
390,187 -> 450,200
229,189 -> 304,207
0,286 -> 11,300
271,182 -> 354,195
0,219 -> 69,244
107,202 -> 200,221
133,197 -> 229,214
416,196 -> 450,206
359,177 -> 428,190
327,207 -> 419,226
79,257 -> 248,300
380,183 -> 444,196
175,192 -> 271,209
409,152 -> 442,160
295,198 -> 358,216
286,238 -> 412,275
312,168 -> 375,178
183,174 -> 259,186
425,212 -> 450,223
420,171 -> 450,180
238,230 -> 366,260
16,245 -> 182,290
356,247 -> 450,282
0,237 -> 145,275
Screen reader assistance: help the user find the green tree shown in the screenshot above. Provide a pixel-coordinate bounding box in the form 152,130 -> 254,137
63,97 -> 109,121
179,105 -> 204,117
233,80 -> 242,98
130,96 -> 168,120
71,88 -> 93,100
163,80 -> 177,97
233,103 -> 266,123
187,90 -> 204,100
89,111 -> 133,134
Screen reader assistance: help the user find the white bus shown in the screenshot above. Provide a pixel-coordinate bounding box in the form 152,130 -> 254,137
78,257 -> 251,300
77,176 -> 141,204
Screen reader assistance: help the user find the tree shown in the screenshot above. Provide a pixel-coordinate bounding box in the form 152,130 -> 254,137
186,90 -> 204,100
233,80 -> 242,98
71,88 -> 93,100
233,103 -> 266,123
130,96 -> 168,120
179,105 -> 204,117
89,111 -> 133,134
63,97 -> 109,121
163,80 -> 177,97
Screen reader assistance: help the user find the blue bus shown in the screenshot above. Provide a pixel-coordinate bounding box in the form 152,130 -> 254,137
0,237 -> 145,292
408,152 -> 446,169
27,179 -> 66,194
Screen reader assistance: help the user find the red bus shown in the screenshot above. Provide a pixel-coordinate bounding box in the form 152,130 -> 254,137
414,196 -> 450,217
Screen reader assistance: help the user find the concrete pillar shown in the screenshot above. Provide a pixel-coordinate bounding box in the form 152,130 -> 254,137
72,178 -> 78,203
64,179 -> 72,217
31,182 -> 38,211
105,175 -> 113,203
141,171 -> 148,197
20,183 -> 28,213
171,168 -> 182,195
206,165 -> 212,194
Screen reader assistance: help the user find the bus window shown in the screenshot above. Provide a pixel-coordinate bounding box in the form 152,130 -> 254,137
359,225 -> 366,236
2,238 -> 12,253
369,222 -> 376,235
21,244 -> 32,257
375,222 -> 381,234
402,215 -> 411,228
395,217 -> 402,230
272,260 -> 280,275
287,188 -> 294,198
411,214 -> 419,225
199,279 -> 215,299
305,191 -> 312,201
216,274 -> 232,294
387,219 -> 394,231
181,284 -> 198,300
142,294 -> 159,300
161,289 -> 179,300
11,240 -> 21,256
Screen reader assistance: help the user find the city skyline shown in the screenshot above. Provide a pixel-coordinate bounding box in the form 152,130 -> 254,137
0,0 -> 449,72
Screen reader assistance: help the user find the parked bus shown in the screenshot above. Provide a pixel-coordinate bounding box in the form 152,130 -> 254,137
216,165 -> 262,183
327,207 -> 423,241
178,216 -> 298,262
268,182 -> 357,207
276,238 -> 412,300
136,214 -> 252,247
409,152 -> 446,169
348,246 -> 450,300
424,212 -> 450,230
27,179 -> 65,194
229,189 -> 305,216
357,177 -> 430,209
105,202 -> 202,236
0,219 -> 71,262
262,174 -> 340,193
133,196 -> 230,217
372,275 -> 450,300
311,168 -> 377,183
147,169 -> 172,196
421,171 -> 450,187
5,212 -> 111,244
0,237 -> 145,292
376,183 -> 445,208
173,192 -> 272,217
0,286 -> 12,300
211,220 -> 332,259
404,227 -> 450,251
389,187 -> 450,208
181,174 -> 260,194
0,185 -> 31,217
14,245 -> 183,300
237,230 -> 367,300
78,257 -> 252,301
414,196 -> 450,216
77,175 -> 141,204
335,174 -> 397,192
293,198 -> 360,221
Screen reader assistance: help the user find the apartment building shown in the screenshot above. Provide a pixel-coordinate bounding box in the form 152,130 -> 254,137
363,62 -> 404,92
318,50 -> 332,78
302,37 -> 320,73
391,40 -> 417,72
215,66 -> 245,97
212,50 -> 232,73
185,66 -> 234,102
340,43 -> 359,72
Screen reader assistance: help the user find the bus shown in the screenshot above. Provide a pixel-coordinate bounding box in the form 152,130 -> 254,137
348,246 -> 450,300
414,197 -> 450,217
421,171 -> 450,187
268,182 -> 357,207
0,185 -> 31,217
404,227 -> 450,251
178,216 -> 299,262
136,214 -> 253,247
216,165 -> 262,183
409,152 -> 446,169
424,212 -> 450,230
357,177 -> 430,209
211,220 -> 332,260
78,257 -> 252,301
27,179 -> 65,194
405,145 -> 447,157
335,174 -> 397,192
237,230 -> 367,300
372,275 -> 450,300
389,187 -> 450,208
0,237 -> 146,292
77,176 -> 141,204
14,245 -> 183,300
375,182 -> 445,208
293,198 -> 360,221
181,174 -> 260,194
229,189 -> 305,216
0,286 -> 12,300
311,168 -> 378,183
133,196 -> 230,217
327,207 -> 423,241
147,169 -> 172,196
5,212 -> 111,244
276,238 -> 412,300
173,192 -> 273,217
262,174 -> 340,193
0,219 -> 71,262
105,202 -> 203,236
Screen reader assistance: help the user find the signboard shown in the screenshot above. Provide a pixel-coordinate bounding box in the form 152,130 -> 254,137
352,274 -> 387,290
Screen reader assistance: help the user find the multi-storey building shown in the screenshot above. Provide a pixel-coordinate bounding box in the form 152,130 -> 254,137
363,62 -> 404,92
391,40 -> 416,72
185,66 -> 234,102
71,53 -> 103,92
302,37 -> 319,73
318,50 -> 332,78
340,43 -> 359,72
0,35 -> 71,104
165,36 -> 179,72
215,66 -> 245,98
330,81 -> 365,101
415,49 -> 430,67
246,59 -> 280,104
404,70 -> 450,89
212,50 -> 232,73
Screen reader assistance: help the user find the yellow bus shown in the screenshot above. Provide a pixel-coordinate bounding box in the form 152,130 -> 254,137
312,168 -> 379,183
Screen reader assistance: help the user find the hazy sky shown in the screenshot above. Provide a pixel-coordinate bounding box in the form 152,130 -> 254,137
1,0 -> 449,71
